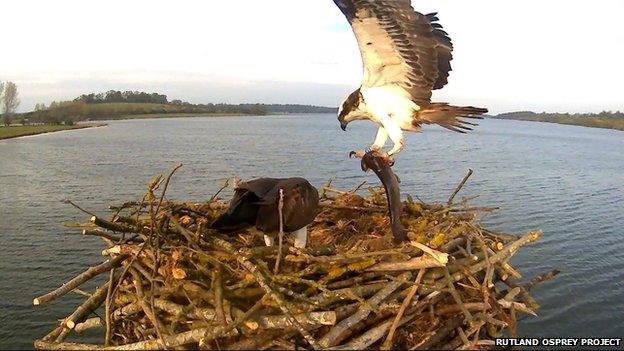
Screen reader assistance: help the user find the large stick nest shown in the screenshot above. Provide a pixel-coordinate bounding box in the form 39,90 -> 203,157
33,166 -> 557,350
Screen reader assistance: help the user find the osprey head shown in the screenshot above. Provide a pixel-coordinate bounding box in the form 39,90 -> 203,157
338,88 -> 364,131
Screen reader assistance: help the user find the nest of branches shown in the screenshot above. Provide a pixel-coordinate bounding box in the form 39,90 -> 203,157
33,166 -> 558,350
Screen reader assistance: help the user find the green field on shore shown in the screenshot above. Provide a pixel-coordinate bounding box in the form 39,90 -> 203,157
492,112 -> 624,131
0,124 -> 101,140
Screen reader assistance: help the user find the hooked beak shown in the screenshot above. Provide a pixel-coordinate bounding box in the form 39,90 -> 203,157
340,121 -> 347,131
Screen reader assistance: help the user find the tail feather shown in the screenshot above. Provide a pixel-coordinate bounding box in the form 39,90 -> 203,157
417,103 -> 488,133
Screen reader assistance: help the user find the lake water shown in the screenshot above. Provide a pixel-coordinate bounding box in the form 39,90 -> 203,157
0,114 -> 622,348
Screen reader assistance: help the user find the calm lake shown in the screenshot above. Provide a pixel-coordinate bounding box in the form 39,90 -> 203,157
0,114 -> 622,348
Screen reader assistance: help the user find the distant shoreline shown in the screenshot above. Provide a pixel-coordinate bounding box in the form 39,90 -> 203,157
98,112 -> 302,120
0,123 -> 107,140
489,114 -> 624,132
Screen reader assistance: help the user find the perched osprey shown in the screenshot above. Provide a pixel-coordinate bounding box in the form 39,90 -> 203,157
334,0 -> 488,164
210,177 -> 319,248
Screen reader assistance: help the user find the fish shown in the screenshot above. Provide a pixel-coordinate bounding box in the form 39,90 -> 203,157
355,150 -> 408,241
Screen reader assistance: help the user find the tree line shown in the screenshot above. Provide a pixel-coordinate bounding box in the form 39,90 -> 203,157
3,87 -> 334,127
0,81 -> 21,126
494,110 -> 624,131
75,90 -> 168,104
496,110 -> 624,120
25,91 -> 268,123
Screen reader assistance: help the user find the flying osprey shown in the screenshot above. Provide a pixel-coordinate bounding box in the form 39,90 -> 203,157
334,0 -> 488,164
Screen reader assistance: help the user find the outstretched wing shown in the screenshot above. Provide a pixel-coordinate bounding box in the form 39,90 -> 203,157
333,0 -> 453,104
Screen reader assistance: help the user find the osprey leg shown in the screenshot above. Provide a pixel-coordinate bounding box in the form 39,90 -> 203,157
384,118 -> 405,157
372,127 -> 388,150
263,228 -> 307,248
293,227 -> 308,248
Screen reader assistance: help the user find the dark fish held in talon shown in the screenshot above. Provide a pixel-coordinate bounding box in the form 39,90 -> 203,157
210,177 -> 319,248
360,151 -> 408,242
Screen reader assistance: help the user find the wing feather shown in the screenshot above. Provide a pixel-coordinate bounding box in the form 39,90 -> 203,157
334,0 -> 454,104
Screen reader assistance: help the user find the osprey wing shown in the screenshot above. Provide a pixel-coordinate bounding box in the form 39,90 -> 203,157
333,0 -> 453,104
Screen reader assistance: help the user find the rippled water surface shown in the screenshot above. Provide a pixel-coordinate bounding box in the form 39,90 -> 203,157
0,115 -> 623,348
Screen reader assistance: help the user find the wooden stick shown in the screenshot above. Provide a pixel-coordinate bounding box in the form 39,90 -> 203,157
421,231 -> 542,295
155,164 -> 182,215
319,203 -> 386,212
447,169 -> 473,205
208,178 -> 230,202
412,314 -> 464,350
500,260 -> 522,280
366,255 -> 445,272
62,198 -> 97,218
435,302 -> 490,315
210,237 -> 322,350
381,268 -> 426,350
450,206 -> 499,212
104,268 -> 116,345
309,282 -> 388,309
409,241 -> 449,264
246,311 -> 337,330
128,268 -> 168,346
34,255 -> 127,306
213,263 -> 227,326
34,340 -> 105,350
499,274 -> 538,308
443,267 -> 474,325
319,272 -> 411,348
90,216 -> 134,233
57,279 -> 115,342
274,188 -> 285,274
349,180 -> 368,193
333,292 -> 443,350
524,269 -> 561,291
74,317 -> 103,334
39,300 -> 260,351
82,229 -> 123,243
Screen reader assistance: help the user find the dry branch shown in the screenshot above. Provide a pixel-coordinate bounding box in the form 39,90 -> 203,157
33,255 -> 127,306
33,172 -> 554,350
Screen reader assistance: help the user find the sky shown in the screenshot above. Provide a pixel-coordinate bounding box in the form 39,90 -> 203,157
1,0 -> 623,114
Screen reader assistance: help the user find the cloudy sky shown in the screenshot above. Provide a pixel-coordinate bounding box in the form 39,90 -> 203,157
2,0 -> 623,113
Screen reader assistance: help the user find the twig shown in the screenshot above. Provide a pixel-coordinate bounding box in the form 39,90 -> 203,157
155,164 -> 182,215
274,188 -> 285,274
213,264 -> 227,326
443,267 -> 474,325
208,178 -> 230,202
333,292 -> 443,350
62,198 -> 98,218
82,229 -> 123,243
319,203 -> 386,212
199,296 -> 266,348
56,279 -> 115,342
90,216 -> 134,233
349,181 -> 367,193
319,272 -> 411,348
210,237 -> 321,350
524,269 -> 561,291
381,268 -> 426,349
129,268 -> 168,348
104,268 -> 116,345
366,255 -> 445,272
447,169 -> 473,205
33,255 -> 128,306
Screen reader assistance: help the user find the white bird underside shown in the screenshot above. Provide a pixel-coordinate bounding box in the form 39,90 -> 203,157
360,86 -> 420,155
333,0 -> 488,158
